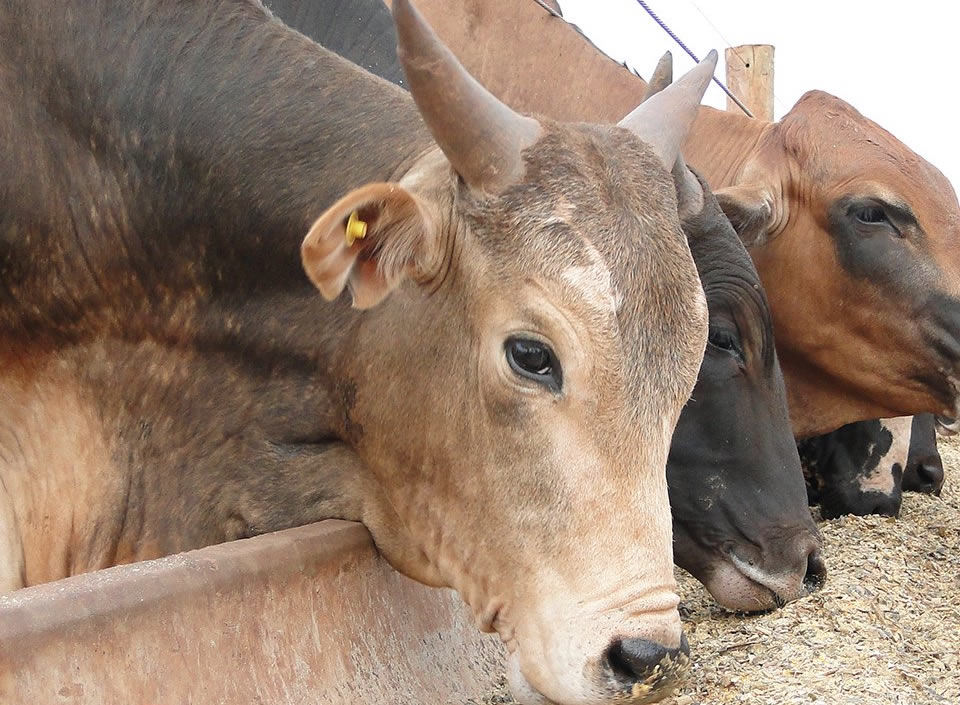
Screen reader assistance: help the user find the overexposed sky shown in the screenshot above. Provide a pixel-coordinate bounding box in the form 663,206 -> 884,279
560,0 -> 959,191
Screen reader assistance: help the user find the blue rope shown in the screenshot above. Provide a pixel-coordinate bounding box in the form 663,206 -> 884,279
632,0 -> 754,117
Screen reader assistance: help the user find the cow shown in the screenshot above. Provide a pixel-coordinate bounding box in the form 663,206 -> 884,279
0,1 -> 723,702
279,3 -> 828,613
665,162 -> 824,610
799,412 -> 946,518
798,417 -> 912,518
372,0 -> 960,440
644,58 -> 824,612
904,414 -> 946,495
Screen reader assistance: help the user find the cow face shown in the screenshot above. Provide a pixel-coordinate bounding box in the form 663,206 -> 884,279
666,172 -> 824,611
799,416 -> 912,518
903,413 -> 945,495
301,3 -> 714,703
714,91 -> 960,437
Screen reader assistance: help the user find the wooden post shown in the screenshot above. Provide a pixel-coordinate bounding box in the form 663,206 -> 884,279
724,44 -> 774,121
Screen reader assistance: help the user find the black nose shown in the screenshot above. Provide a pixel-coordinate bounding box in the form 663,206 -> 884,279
605,634 -> 690,684
803,548 -> 827,593
903,460 -> 945,496
865,492 -> 902,518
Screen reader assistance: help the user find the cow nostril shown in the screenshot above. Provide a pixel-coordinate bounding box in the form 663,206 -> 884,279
604,635 -> 689,684
803,549 -> 827,593
869,493 -> 902,518
914,462 -> 945,495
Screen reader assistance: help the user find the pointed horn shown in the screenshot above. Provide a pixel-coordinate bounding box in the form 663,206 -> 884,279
643,51 -> 673,102
639,51 -> 704,219
392,0 -> 541,192
619,50 -> 718,170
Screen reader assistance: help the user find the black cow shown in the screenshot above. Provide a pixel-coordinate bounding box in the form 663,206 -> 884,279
275,1 -> 825,612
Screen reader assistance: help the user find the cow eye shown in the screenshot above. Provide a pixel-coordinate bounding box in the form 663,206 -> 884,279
707,327 -> 743,360
853,206 -> 888,225
506,337 -> 562,393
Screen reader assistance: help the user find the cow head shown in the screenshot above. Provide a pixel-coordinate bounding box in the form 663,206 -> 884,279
713,91 -> 960,437
669,174 -> 825,610
798,416 -> 912,518
903,413 -> 945,495
301,3 -> 716,703
637,57 -> 824,612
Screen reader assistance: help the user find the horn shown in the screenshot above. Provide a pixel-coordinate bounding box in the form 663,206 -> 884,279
640,51 -> 704,220
619,50 -> 718,170
392,0 -> 541,193
643,51 -> 674,101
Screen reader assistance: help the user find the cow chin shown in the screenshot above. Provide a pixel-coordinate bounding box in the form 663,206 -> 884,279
675,527 -> 825,613
697,545 -> 826,613
698,560 -> 783,612
935,415 -> 959,436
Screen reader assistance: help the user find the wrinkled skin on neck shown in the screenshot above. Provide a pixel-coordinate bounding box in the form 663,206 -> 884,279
338,126 -> 708,704
667,175 -> 822,612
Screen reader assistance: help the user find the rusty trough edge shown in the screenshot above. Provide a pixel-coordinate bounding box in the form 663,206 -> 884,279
0,520 -> 506,705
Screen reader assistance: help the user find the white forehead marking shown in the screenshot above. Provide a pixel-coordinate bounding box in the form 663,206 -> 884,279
561,240 -> 622,312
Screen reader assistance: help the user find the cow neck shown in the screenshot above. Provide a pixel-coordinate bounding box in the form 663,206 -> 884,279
683,106 -> 772,188
2,2 -> 437,347
142,16 -> 437,299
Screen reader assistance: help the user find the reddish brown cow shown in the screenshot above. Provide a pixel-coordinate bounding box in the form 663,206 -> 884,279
391,0 -> 960,440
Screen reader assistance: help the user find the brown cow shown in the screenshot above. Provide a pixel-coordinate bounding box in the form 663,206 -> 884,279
389,0 -> 960,439
0,0 -> 720,702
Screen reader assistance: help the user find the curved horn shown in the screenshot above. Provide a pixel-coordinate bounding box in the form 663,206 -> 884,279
392,0 -> 541,193
619,50 -> 718,170
643,51 -> 674,102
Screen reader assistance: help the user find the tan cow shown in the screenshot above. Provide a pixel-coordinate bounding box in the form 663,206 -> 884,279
392,0 -> 960,439
0,0 -> 722,702
271,0 -> 828,615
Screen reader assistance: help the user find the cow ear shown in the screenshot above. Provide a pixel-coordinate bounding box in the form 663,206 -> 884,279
713,182 -> 776,248
301,182 -> 438,309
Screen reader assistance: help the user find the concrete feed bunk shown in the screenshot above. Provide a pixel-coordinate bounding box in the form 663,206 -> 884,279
0,520 -> 504,705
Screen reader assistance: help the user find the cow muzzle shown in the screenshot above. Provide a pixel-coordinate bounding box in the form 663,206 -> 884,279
705,534 -> 826,612
499,599 -> 689,705
505,636 -> 690,705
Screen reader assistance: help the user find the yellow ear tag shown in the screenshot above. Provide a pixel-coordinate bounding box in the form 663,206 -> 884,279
345,210 -> 367,246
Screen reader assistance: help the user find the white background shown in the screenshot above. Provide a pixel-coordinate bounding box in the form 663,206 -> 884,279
560,0 -> 959,190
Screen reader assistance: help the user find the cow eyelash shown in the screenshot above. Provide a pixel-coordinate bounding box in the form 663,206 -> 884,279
853,206 -> 888,225
848,200 -> 911,236
707,327 -> 744,362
